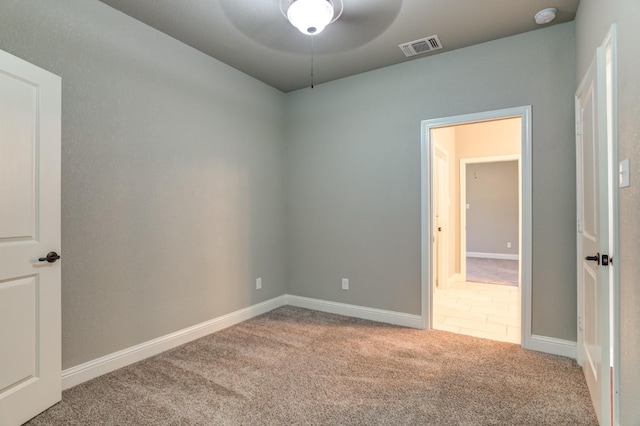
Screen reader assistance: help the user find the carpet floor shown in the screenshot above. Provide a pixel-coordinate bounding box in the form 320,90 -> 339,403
27,307 -> 597,425
466,257 -> 519,286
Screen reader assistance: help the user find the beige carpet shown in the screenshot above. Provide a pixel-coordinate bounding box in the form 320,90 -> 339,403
466,257 -> 519,286
27,307 -> 597,425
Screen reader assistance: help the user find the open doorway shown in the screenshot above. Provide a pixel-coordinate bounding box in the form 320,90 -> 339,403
421,107 -> 532,348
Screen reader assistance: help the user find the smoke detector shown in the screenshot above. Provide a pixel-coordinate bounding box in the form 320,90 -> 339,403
535,8 -> 557,25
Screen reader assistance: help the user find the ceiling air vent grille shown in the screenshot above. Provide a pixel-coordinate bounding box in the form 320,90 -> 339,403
399,35 -> 443,57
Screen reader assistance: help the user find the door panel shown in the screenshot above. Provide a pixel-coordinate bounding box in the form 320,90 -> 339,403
0,277 -> 37,390
576,47 -> 610,425
0,72 -> 37,239
0,49 -> 61,426
583,267 -> 599,375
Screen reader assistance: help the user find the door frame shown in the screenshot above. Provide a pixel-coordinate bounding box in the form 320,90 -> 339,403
420,106 -> 532,350
603,25 -> 620,425
460,155 -> 521,283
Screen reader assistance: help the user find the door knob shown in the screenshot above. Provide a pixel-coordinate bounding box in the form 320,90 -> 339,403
438,227 -> 442,231
585,253 -> 600,265
39,251 -> 61,263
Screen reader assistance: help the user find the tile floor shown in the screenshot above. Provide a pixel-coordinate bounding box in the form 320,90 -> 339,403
433,279 -> 520,344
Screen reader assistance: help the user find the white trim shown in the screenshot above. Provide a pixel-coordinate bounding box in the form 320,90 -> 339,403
61,294 -> 424,390
528,335 -> 577,359
422,106 -> 533,351
420,118 -> 432,329
62,295 -> 288,390
466,252 -> 519,261
460,154 -> 520,163
603,24 -> 620,426
285,295 -> 423,329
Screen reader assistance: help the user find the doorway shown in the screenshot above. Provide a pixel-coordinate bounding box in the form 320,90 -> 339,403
461,156 -> 521,287
421,106 -> 532,348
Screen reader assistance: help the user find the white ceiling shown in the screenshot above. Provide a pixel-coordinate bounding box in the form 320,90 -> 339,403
97,0 -> 579,92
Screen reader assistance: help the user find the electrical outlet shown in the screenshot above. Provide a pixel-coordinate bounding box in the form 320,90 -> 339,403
507,242 -> 512,248
341,278 -> 349,290
256,277 -> 262,290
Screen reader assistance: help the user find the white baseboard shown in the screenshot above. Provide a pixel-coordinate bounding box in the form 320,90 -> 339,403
69,292 -> 557,390
525,334 -> 577,359
62,294 -> 422,390
62,295 -> 288,390
285,295 -> 423,329
467,252 -> 519,261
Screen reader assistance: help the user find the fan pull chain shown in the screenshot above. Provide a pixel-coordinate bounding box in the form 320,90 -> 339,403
310,35 -> 315,89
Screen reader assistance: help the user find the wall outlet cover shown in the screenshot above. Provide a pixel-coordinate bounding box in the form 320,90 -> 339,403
619,158 -> 630,188
341,278 -> 349,290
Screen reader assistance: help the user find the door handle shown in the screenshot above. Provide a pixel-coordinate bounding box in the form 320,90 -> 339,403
585,253 -> 600,265
39,251 -> 61,263
438,227 -> 442,231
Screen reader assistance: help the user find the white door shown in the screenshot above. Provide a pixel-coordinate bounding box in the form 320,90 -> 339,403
0,50 -> 61,425
576,47 -> 610,425
434,148 -> 448,288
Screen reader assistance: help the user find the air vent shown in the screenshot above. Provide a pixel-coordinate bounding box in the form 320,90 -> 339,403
399,35 -> 443,57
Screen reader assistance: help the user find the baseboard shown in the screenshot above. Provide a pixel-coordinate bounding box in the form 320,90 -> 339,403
525,334 -> 577,359
62,295 -> 288,390
285,295 -> 423,329
467,252 -> 519,261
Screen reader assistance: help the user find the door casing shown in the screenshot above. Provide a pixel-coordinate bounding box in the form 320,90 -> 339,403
420,106 -> 532,350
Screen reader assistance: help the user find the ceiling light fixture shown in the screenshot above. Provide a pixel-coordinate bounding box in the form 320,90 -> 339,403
280,0 -> 343,89
534,8 -> 557,25
284,0 -> 343,35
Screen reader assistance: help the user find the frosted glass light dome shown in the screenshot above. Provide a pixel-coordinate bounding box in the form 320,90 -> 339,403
287,0 -> 334,35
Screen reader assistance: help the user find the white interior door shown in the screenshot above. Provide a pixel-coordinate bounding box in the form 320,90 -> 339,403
434,148 -> 448,288
0,49 -> 61,425
576,47 -> 610,425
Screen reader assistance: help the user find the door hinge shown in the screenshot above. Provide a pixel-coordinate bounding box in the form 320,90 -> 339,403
578,316 -> 583,332
576,121 -> 583,136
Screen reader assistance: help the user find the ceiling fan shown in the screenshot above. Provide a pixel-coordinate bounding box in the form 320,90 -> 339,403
280,0 -> 344,35
219,0 -> 403,55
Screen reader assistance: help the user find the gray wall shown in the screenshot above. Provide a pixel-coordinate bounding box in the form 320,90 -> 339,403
0,0 -> 287,369
466,161 -> 519,256
576,0 -> 640,422
286,23 -> 577,340
0,0 -> 588,374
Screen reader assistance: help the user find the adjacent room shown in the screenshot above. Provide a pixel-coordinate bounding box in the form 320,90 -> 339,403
431,118 -> 522,344
1,0 -> 638,424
